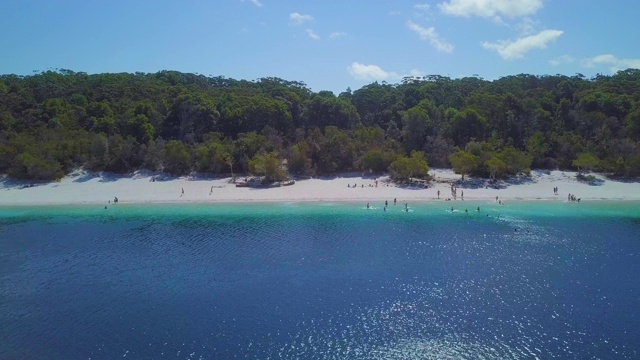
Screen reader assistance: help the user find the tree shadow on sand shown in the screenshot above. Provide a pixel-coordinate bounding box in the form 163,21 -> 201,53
98,173 -> 135,183
0,176 -> 49,190
392,181 -> 430,190
455,175 -> 537,190
70,171 -> 130,183
576,174 -> 605,186
73,172 -> 99,183
602,175 -> 640,184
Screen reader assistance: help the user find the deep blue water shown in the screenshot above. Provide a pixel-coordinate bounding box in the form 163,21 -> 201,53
1,202 -> 639,359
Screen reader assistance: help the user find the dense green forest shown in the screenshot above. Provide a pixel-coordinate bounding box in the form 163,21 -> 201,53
1,69 -> 640,181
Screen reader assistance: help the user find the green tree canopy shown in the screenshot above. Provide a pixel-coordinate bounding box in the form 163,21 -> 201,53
249,152 -> 287,182
388,151 -> 430,180
163,140 -> 191,175
572,152 -> 600,175
498,147 -> 532,176
485,156 -> 507,180
449,150 -> 479,181
1,69 -> 640,181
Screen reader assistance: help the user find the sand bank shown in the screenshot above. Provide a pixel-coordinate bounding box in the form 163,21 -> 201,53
1,169 -> 639,206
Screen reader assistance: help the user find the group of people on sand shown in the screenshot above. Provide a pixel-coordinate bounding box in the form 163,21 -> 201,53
568,193 -> 581,203
443,183 -> 463,201
348,182 -> 377,188
450,183 -> 460,200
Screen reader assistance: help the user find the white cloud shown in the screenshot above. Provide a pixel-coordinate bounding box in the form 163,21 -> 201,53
517,17 -> 538,35
489,15 -> 507,25
388,10 -> 402,16
439,0 -> 543,19
407,69 -> 425,77
329,32 -> 347,39
240,0 -> 262,7
347,62 -> 423,82
348,62 -> 396,81
413,3 -> 432,18
414,3 -> 431,13
582,54 -> 640,73
549,54 -> 575,66
481,29 -> 563,60
306,29 -> 320,40
406,20 -> 454,53
290,12 -> 313,25
582,54 -> 617,67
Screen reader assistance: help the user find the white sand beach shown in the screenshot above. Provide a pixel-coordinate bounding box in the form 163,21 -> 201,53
2,169 -> 639,206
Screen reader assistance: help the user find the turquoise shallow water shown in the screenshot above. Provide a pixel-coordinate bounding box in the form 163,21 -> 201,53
1,201 -> 639,359
2,200 -> 640,219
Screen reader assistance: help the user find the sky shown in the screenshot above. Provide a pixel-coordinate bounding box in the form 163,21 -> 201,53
1,0 -> 639,94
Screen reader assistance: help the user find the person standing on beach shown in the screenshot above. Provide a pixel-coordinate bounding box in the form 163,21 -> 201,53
181,188 -> 184,196
437,190 -> 440,199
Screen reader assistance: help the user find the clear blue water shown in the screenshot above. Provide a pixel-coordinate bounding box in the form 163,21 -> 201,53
1,202 -> 639,359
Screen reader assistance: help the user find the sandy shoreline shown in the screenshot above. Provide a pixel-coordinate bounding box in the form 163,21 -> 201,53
1,169 -> 639,207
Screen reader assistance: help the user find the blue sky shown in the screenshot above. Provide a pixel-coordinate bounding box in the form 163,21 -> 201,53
2,0 -> 639,94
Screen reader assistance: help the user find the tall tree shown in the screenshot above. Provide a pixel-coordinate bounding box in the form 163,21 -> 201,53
449,150 -> 479,181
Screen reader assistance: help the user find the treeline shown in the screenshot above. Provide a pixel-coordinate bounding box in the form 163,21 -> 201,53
1,69 -> 640,181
